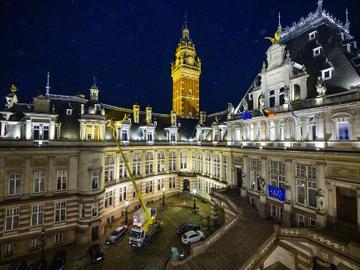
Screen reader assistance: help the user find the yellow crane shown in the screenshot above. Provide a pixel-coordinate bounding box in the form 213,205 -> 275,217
108,116 -> 158,247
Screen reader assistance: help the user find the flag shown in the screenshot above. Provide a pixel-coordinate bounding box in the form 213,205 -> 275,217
262,109 -> 276,117
241,111 -> 253,120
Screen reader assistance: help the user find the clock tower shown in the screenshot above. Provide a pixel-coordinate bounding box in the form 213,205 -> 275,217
171,22 -> 201,119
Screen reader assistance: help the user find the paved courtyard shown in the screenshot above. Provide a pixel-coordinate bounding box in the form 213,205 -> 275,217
2,195 -> 216,270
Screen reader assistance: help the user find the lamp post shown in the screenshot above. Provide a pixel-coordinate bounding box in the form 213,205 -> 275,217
41,227 -> 46,261
125,201 -> 129,224
192,189 -> 197,212
162,187 -> 165,206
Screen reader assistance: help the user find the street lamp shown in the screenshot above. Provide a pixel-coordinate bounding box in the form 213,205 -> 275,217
192,189 -> 197,212
125,201 -> 129,224
162,187 -> 165,206
41,227 -> 46,261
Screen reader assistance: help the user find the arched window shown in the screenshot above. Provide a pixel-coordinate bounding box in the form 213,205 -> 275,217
294,84 -> 301,101
338,122 -> 350,140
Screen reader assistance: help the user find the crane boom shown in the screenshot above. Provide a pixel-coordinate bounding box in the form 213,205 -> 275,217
109,118 -> 154,232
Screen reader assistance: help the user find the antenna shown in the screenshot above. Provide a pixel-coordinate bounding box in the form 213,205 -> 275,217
278,12 -> 282,31
45,72 -> 50,95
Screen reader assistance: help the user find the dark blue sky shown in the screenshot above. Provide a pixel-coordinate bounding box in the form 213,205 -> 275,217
1,0 -> 359,113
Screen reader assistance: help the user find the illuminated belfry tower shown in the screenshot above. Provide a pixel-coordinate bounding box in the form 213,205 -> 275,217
171,18 -> 201,119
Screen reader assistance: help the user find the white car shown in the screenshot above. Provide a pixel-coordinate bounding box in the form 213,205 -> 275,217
181,230 -> 205,245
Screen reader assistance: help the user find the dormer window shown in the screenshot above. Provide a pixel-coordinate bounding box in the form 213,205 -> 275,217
147,131 -> 153,142
94,104 -> 100,112
313,46 -> 322,57
170,132 -> 176,142
33,123 -> 49,141
66,109 -> 72,115
308,31 -> 317,40
321,68 -> 333,81
121,129 -> 128,141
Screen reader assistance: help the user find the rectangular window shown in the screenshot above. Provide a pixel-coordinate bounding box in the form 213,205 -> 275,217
169,152 -> 177,171
31,205 -> 44,227
31,239 -> 40,249
321,68 -> 333,80
55,233 -> 64,244
192,152 -> 196,172
269,161 -> 286,189
104,191 -> 113,208
33,123 -> 49,140
157,152 -> 165,173
223,156 -> 227,179
56,170 -> 67,191
5,208 -> 19,231
296,164 -> 317,208
121,129 -> 128,141
3,243 -> 13,257
296,214 -> 305,227
105,156 -> 115,182
145,181 -> 153,194
145,153 -> 153,175
91,170 -> 100,190
33,171 -> 45,193
205,154 -> 211,175
119,154 -> 128,179
180,152 -> 187,170
8,173 -> 22,196
197,153 -> 203,173
79,204 -> 85,218
249,159 -> 262,191
213,155 -> 220,178
54,202 -> 66,222
338,122 -> 350,140
169,177 -> 176,189
132,153 -> 141,177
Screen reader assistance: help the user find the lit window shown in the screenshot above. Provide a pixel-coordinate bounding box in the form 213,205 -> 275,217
338,122 -> 350,140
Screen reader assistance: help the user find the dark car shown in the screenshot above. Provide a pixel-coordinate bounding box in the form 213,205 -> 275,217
89,244 -> 105,264
28,259 -> 47,270
105,225 -> 128,245
7,260 -> 27,270
176,223 -> 200,235
49,250 -> 67,270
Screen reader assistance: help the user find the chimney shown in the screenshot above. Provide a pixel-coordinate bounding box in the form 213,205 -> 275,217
146,106 -> 152,124
170,111 -> 177,126
33,95 -> 50,113
200,111 -> 206,125
133,104 -> 140,123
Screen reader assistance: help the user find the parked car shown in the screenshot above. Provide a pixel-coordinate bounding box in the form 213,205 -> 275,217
28,259 -> 47,270
105,225 -> 128,245
176,223 -> 200,235
89,244 -> 105,264
49,250 -> 67,270
7,260 -> 27,270
181,230 -> 204,245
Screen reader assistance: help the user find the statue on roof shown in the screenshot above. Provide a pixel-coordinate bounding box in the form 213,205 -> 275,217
316,76 -> 327,97
5,84 -> 18,109
265,29 -> 281,45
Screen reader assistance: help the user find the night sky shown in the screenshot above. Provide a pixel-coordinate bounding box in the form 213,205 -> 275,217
1,0 -> 359,114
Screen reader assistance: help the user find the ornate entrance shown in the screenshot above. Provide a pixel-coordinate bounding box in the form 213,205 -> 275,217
336,187 -> 357,225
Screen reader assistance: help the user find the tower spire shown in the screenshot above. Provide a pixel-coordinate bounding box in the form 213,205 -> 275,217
183,11 -> 188,29
345,9 -> 350,32
45,72 -> 50,96
181,12 -> 190,40
278,12 -> 282,31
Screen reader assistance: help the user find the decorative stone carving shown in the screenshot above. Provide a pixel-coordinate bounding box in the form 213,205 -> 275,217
316,189 -> 326,212
258,94 -> 265,109
316,76 -> 327,97
330,167 -> 360,182
241,100 -> 248,112
284,86 -> 290,103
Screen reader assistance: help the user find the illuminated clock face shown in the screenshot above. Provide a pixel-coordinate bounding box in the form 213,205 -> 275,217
187,56 -> 194,65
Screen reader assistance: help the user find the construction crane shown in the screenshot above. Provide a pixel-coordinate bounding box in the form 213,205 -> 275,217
108,116 -> 159,247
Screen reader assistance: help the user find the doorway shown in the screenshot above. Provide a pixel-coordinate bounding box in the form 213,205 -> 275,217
183,179 -> 190,192
336,187 -> 357,225
236,168 -> 243,188
92,226 -> 99,241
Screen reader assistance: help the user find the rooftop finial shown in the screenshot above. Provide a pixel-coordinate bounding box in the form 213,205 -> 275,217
317,0 -> 323,13
10,84 -> 17,94
181,12 -> 190,40
45,72 -> 50,96
278,12 -> 282,31
345,9 -> 350,32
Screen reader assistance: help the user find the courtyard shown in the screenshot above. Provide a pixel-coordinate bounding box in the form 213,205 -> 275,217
3,195 -> 221,270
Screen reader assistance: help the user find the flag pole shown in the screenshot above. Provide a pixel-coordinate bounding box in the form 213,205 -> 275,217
287,101 -> 303,141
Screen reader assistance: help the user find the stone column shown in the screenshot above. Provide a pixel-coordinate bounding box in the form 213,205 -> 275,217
25,119 -> 32,140
315,115 -> 324,140
283,159 -> 294,226
49,121 -> 55,140
316,161 -> 327,228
